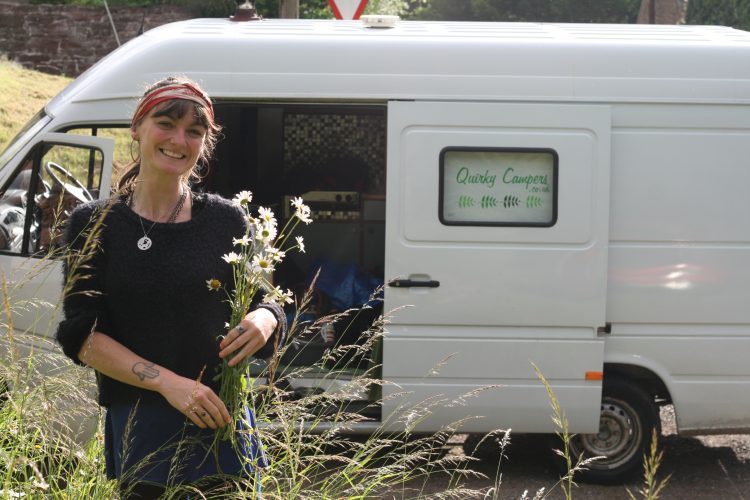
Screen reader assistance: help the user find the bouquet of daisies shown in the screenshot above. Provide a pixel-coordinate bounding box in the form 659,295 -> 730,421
212,191 -> 311,441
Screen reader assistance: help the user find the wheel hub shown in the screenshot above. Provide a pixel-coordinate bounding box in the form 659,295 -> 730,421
572,398 -> 642,468
584,403 -> 632,456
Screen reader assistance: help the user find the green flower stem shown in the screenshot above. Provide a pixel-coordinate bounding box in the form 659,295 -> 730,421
216,200 -> 309,442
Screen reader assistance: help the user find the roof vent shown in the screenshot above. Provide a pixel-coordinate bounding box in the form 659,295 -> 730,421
231,0 -> 262,22
361,15 -> 399,29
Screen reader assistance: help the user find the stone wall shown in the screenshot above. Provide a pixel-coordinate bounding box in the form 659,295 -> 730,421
0,2 -> 193,76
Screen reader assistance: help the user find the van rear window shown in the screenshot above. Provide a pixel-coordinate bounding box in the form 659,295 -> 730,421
439,148 -> 558,227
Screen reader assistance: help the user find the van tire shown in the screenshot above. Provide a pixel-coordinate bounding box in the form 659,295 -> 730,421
567,377 -> 660,485
462,431 -> 508,459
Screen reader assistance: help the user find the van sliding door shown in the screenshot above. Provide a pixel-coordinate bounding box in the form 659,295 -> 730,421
383,102 -> 611,434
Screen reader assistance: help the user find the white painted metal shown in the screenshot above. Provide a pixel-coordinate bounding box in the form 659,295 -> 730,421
45,20 -> 750,118
382,101 -> 611,432
603,103 -> 750,432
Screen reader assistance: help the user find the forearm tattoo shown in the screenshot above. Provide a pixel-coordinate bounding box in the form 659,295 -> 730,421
132,361 -> 160,382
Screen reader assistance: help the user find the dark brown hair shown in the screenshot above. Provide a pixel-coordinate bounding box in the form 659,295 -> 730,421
115,76 -> 222,193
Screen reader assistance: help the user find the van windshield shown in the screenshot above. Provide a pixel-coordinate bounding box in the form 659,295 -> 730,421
0,109 -> 51,171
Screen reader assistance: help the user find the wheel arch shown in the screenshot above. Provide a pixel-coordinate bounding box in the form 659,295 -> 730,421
604,359 -> 673,406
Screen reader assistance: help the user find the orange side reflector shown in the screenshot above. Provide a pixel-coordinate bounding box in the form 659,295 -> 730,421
585,371 -> 604,381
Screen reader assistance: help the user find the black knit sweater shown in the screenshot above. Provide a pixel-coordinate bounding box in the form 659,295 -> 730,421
56,192 -> 287,407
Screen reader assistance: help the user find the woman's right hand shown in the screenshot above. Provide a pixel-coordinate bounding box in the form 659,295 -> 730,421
159,374 -> 232,430
71,332 -> 233,429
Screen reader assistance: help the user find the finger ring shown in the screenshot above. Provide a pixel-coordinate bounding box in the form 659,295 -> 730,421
236,325 -> 246,334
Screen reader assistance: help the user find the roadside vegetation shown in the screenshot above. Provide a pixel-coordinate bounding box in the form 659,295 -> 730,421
0,59 -> 71,153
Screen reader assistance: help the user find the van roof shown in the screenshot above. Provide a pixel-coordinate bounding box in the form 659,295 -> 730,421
50,18 -> 750,116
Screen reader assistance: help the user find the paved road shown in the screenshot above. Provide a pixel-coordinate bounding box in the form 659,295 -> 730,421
410,407 -> 750,499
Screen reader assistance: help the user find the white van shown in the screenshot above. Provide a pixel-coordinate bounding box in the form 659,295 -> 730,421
2,18 -> 750,483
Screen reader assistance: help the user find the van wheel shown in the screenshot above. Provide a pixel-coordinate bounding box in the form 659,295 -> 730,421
568,377 -> 660,484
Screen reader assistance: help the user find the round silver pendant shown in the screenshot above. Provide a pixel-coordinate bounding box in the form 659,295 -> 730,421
137,236 -> 152,251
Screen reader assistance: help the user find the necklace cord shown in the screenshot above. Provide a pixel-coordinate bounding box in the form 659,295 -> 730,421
127,188 -> 189,249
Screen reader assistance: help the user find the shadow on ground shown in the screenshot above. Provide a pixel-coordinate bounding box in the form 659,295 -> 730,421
400,410 -> 750,499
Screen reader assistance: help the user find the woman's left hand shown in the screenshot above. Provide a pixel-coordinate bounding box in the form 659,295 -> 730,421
219,308 -> 278,367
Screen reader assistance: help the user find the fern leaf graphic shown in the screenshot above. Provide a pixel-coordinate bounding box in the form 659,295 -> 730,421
481,196 -> 498,208
526,196 -> 543,208
458,195 -> 476,208
503,195 -> 520,208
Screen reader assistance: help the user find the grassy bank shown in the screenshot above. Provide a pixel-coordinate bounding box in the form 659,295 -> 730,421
0,59 -> 71,152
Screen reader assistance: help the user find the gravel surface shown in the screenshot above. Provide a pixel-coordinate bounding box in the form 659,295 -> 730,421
405,406 -> 750,499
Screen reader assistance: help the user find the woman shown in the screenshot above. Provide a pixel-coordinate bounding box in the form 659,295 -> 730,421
56,76 -> 286,498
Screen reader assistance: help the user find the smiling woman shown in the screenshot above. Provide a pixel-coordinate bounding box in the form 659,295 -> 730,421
55,76 -> 287,499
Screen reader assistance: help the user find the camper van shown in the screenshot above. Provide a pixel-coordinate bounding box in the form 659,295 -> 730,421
1,17 -> 750,483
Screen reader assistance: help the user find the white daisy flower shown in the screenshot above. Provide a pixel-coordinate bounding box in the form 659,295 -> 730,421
255,222 -> 278,243
266,246 -> 286,262
295,235 -> 305,253
206,278 -> 222,291
291,196 -> 304,209
233,190 -> 253,206
222,252 -> 241,264
263,286 -> 294,305
295,204 -> 312,224
257,206 -> 276,226
233,235 -> 252,247
251,254 -> 275,273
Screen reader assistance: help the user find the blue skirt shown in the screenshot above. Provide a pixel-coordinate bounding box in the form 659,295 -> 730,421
104,398 -> 268,488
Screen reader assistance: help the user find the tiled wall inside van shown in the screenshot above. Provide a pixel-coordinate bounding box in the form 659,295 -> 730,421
283,112 -> 386,194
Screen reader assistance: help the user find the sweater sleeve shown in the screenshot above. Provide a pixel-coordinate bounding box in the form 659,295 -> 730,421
252,301 -> 287,359
55,203 -> 111,365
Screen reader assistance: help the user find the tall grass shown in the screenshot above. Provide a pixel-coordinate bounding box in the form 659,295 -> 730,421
627,430 -> 671,500
2,253 -> 492,498
533,363 -> 600,500
0,273 -> 116,498
0,250 -> 673,498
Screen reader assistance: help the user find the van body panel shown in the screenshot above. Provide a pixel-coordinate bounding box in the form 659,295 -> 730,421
608,246 -> 750,324
382,101 -> 610,431
605,333 -> 750,431
384,101 -> 611,325
46,21 -> 750,112
384,333 -> 604,433
610,129 -> 750,243
381,381 -> 602,433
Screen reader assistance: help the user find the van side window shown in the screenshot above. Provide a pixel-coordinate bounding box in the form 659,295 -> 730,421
439,147 -> 558,227
0,143 -> 103,255
66,126 -> 130,179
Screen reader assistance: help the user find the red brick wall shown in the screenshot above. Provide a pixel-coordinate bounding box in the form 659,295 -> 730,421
0,2 -> 193,76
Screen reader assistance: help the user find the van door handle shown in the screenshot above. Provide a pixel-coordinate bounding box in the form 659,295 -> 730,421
388,278 -> 440,288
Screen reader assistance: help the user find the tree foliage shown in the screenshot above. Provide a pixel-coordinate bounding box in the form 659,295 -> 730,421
686,0 -> 750,30
411,0 -> 640,23
255,0 -> 333,19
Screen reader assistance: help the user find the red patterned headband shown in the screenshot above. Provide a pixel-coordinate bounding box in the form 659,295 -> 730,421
131,83 -> 214,128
